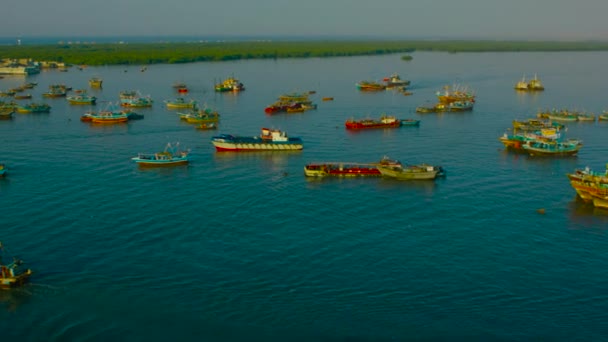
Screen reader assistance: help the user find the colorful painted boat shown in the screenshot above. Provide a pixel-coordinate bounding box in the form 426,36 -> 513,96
376,157 -> 445,180
356,81 -> 386,91
181,108 -> 220,124
211,128 -> 303,152
0,164 -> 5,176
214,77 -> 245,92
436,84 -> 475,104
383,73 -> 411,89
42,87 -> 66,98
0,108 -> 14,119
345,115 -> 418,129
304,163 -> 382,177
527,74 -> 544,91
566,165 -> 608,203
85,110 -> 129,124
164,97 -> 197,109
119,90 -> 153,108
89,77 -> 103,88
522,140 -> 582,156
16,103 -> 51,113
132,142 -> 190,167
67,94 -> 97,105
0,242 -> 33,289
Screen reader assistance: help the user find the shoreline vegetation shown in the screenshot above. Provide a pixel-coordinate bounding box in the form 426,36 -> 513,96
2,40 -> 608,66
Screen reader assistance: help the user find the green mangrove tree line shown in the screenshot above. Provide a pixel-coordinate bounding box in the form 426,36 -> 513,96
1,40 -> 608,66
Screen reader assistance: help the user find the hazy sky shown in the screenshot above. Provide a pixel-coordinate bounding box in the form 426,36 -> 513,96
4,0 -> 608,40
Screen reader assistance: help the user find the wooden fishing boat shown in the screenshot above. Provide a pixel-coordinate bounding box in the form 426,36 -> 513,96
211,128 -> 303,152
514,75 -> 529,90
345,115 -> 416,129
164,98 -> 197,109
322,97 -> 334,101
42,85 -> 67,98
214,77 -> 245,92
356,81 -> 386,91
566,165 -> 608,203
182,109 -> 220,124
16,103 -> 51,113
89,77 -> 103,88
304,162 -> 382,177
0,108 -> 14,119
527,74 -> 544,91
132,142 -> 190,167
376,157 -> 445,180
436,84 -> 475,104
522,140 -> 582,156
13,93 -> 32,100
67,94 -> 97,105
0,242 -> 33,289
119,90 -> 153,108
85,110 -> 129,124
598,112 -> 608,121
0,164 -> 5,176
383,73 -> 411,89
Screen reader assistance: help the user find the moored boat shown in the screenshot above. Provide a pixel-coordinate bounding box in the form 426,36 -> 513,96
89,77 -> 103,88
13,93 -> 32,100
42,85 -> 67,98
0,242 -> 33,289
0,164 -> 6,176
164,97 -> 197,109
195,122 -> 218,130
84,109 -> 129,124
214,77 -> 245,92
383,73 -> 411,89
211,128 -> 303,152
376,157 -> 445,180
16,103 -> 51,113
356,81 -> 386,91
304,163 -> 382,177
436,84 -> 475,104
0,108 -> 14,119
599,111 -> 608,121
522,140 -> 582,156
132,142 -> 190,167
345,115 -> 420,129
67,94 -> 97,105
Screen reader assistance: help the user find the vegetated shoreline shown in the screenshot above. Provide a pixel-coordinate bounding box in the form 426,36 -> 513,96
2,40 -> 608,66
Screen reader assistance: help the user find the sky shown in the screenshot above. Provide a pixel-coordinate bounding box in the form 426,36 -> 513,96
3,0 -> 608,40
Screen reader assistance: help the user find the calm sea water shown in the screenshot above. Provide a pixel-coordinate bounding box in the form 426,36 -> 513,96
1,51 -> 608,341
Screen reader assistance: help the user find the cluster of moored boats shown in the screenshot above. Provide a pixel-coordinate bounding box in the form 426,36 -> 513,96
499,118 -> 582,156
416,84 -> 476,113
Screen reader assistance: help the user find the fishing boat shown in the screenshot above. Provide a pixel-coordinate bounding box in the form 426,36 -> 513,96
16,103 -> 51,113
527,74 -> 544,91
0,90 -> 16,97
0,242 -> 33,289
84,109 -> 129,124
345,115 -> 418,129
13,93 -> 32,100
383,73 -> 411,89
376,157 -> 445,180
304,163 -> 382,177
0,164 -> 5,176
89,77 -> 103,88
180,107 -> 220,124
42,85 -> 67,98
211,128 -> 303,152
356,81 -> 386,91
514,75 -> 529,90
214,77 -> 245,92
0,108 -> 14,119
566,165 -> 608,203
436,84 -> 476,104
522,140 -> 582,156
119,90 -> 153,108
67,94 -> 97,105
132,142 -> 190,167
164,97 -> 197,109
599,111 -> 608,121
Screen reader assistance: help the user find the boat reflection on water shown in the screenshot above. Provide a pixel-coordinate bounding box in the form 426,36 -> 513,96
0,288 -> 32,312
212,150 -> 302,163
568,197 -> 608,222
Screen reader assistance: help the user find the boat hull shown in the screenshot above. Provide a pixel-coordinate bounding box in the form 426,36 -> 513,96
377,165 -> 440,180
133,159 -> 189,167
304,164 -> 381,177
212,141 -> 303,151
0,269 -> 32,289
